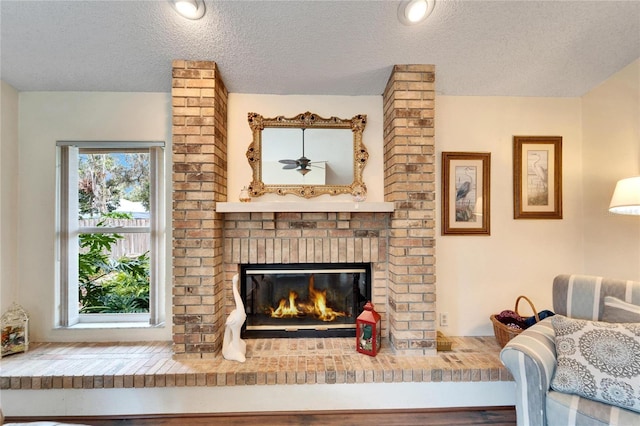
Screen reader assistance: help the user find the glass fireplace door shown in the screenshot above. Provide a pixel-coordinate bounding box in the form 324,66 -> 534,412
241,263 -> 371,338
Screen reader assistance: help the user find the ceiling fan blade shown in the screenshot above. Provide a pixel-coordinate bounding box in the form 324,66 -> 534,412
282,164 -> 298,169
279,159 -> 297,164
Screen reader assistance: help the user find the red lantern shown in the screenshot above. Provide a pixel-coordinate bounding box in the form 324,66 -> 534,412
356,301 -> 381,356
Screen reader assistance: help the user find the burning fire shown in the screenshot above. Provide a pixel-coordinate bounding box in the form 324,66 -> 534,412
269,275 -> 346,322
270,291 -> 303,318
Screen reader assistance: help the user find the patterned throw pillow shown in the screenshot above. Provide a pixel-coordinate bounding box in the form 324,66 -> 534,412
550,315 -> 640,413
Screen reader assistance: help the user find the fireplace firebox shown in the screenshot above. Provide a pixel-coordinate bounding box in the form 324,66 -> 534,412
240,263 -> 371,338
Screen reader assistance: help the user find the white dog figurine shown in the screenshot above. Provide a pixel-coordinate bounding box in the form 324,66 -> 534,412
222,274 -> 247,362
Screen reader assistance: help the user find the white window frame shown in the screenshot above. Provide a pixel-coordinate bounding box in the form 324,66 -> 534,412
57,141 -> 165,327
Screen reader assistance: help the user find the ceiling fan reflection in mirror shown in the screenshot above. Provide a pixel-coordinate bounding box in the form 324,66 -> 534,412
278,129 -> 327,175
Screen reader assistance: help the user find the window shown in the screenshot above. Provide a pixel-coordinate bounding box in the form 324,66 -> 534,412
57,142 -> 164,326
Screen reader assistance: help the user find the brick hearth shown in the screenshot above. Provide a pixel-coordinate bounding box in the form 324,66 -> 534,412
0,337 -> 509,390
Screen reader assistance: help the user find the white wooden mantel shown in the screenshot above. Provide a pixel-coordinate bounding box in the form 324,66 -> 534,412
215,201 -> 395,213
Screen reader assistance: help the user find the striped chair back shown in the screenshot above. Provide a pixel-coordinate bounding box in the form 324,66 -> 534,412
552,274 -> 640,320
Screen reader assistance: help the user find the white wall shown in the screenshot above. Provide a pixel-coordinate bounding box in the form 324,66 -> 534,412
227,94 -> 384,202
582,59 -> 640,280
18,92 -> 172,341
435,96 -> 584,335
1,81 -> 20,313
228,93 -> 589,336
9,61 -> 640,341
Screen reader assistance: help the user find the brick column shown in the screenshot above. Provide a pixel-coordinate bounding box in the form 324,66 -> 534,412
383,65 -> 436,355
172,60 -> 228,359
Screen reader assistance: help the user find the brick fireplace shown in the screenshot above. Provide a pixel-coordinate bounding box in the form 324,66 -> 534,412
227,213 -> 387,339
171,60 -> 436,359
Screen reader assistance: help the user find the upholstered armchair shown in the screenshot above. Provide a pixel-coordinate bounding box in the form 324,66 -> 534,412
501,274 -> 640,426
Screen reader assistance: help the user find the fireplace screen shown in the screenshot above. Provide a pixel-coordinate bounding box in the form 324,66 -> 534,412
241,263 -> 371,338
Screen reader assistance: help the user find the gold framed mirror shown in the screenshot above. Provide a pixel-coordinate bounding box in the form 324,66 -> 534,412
246,111 -> 368,198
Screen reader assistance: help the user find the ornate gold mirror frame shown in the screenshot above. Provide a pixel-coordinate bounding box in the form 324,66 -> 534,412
246,111 -> 368,198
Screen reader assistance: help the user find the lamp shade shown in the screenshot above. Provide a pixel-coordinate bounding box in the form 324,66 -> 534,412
609,176 -> 640,215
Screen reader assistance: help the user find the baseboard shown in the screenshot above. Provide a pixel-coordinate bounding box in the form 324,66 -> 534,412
5,406 -> 516,424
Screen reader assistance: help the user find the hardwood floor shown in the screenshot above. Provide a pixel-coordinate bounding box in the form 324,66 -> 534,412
5,407 -> 516,426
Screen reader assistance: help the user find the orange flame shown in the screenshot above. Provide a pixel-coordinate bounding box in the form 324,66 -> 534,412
269,291 -> 302,318
268,275 -> 346,322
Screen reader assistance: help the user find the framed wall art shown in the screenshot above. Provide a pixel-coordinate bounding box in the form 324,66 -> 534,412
442,152 -> 491,235
513,136 -> 562,219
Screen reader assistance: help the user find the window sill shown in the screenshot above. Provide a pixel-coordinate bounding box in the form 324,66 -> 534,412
65,322 -> 164,330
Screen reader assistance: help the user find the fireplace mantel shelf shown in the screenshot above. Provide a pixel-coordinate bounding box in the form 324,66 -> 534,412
216,201 -> 395,213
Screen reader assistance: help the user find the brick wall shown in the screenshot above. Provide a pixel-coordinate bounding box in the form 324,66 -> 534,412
222,212 -> 390,336
383,65 -> 437,355
172,60 -> 228,359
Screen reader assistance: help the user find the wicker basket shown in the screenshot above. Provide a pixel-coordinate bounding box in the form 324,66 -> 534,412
490,295 -> 540,348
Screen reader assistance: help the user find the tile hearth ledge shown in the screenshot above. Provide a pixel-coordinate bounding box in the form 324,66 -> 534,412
215,201 -> 395,213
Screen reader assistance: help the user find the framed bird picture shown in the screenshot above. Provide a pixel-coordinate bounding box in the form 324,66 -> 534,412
442,152 -> 491,235
513,136 -> 563,219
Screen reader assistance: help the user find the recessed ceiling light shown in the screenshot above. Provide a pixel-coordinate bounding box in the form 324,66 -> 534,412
172,0 -> 206,20
398,0 -> 435,25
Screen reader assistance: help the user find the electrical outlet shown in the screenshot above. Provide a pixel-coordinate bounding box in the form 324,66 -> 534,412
440,312 -> 449,327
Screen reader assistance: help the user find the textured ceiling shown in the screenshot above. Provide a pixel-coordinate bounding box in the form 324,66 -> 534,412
1,0 -> 639,97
